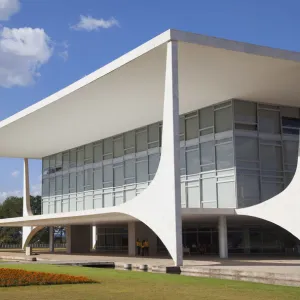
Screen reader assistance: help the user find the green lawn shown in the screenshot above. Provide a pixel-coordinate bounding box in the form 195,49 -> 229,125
0,264 -> 300,300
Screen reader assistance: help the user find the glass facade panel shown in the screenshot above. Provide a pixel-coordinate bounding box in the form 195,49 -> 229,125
234,100 -> 257,124
186,148 -> 200,175
113,136 -> 124,158
259,109 -> 280,134
186,115 -> 198,140
94,143 -> 103,162
215,106 -> 232,133
136,129 -> 147,152
216,141 -> 233,170
41,99 -> 300,213
236,137 -> 258,161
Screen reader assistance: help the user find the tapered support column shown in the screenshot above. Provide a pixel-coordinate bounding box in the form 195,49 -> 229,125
22,158 -> 34,249
164,40 -> 182,266
49,227 -> 54,253
66,225 -> 71,254
23,158 -> 32,217
218,216 -> 228,259
92,226 -> 97,250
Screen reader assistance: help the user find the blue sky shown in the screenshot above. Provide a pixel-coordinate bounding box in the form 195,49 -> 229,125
0,0 -> 299,201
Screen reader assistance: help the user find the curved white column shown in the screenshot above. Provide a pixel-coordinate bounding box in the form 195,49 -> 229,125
22,158 -> 34,249
23,158 -> 33,217
2,41 -> 183,266
22,226 -> 44,248
236,147 -> 300,240
119,40 -> 183,266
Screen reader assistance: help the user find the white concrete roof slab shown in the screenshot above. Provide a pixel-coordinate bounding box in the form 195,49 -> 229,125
1,29 -> 300,158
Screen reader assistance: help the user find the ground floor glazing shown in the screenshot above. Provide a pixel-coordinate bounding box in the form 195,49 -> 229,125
93,218 -> 300,256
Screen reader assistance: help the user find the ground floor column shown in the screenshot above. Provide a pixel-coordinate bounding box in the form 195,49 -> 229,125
91,226 -> 97,250
49,226 -> 54,253
218,216 -> 228,258
128,222 -> 136,256
243,228 -> 250,254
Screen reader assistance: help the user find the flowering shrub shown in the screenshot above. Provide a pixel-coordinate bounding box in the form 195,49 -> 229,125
0,268 -> 96,287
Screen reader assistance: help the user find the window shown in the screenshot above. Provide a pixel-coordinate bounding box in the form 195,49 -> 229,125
70,173 -> 76,193
63,175 -> 69,194
282,117 -> 300,135
186,147 -> 200,175
113,136 -> 124,158
215,106 -> 232,133
185,114 -> 198,140
200,141 -> 215,168
259,109 -> 280,134
149,153 -> 160,175
235,137 -> 258,161
94,143 -> 102,162
94,168 -> 103,190
103,164 -> 113,183
55,176 -> 62,194
84,144 -> 93,163
215,140 -> 234,170
77,148 -> 84,167
104,138 -> 113,159
50,178 -> 55,196
84,169 -> 93,190
148,124 -> 159,148
70,149 -> 76,168
55,153 -> 62,171
77,171 -> 84,192
136,129 -> 147,152
234,100 -> 257,124
283,141 -> 298,166
260,144 -> 282,171
125,159 -> 135,179
42,178 -> 50,197
62,152 -> 69,170
124,131 -> 135,153
136,159 -> 148,183
42,157 -> 49,174
199,106 -> 213,129
114,165 -> 124,187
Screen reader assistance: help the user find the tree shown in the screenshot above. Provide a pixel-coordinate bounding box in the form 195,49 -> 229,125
0,195 -> 49,245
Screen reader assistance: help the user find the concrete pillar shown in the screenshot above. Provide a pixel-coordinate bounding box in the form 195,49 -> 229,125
91,225 -> 97,250
22,158 -> 34,249
218,216 -> 228,259
163,40 -> 182,266
66,225 -> 71,254
49,227 -> 54,253
23,158 -> 31,216
243,228 -> 250,254
128,222 -> 136,256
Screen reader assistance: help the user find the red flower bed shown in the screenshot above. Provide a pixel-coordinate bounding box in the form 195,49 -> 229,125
0,268 -> 96,287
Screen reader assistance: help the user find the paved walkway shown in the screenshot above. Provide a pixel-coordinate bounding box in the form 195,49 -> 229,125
1,250 -> 300,275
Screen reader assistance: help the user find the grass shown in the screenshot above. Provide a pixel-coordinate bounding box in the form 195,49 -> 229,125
0,264 -> 300,300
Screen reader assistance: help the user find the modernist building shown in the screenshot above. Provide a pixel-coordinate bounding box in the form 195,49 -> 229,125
1,29 -> 300,266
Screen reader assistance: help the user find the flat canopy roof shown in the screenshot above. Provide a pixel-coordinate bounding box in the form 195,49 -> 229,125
1,29 -> 300,158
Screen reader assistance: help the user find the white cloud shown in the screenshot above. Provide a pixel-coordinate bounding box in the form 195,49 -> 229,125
0,190 -> 22,203
11,170 -> 20,178
58,41 -> 69,61
30,183 -> 41,196
0,27 -> 53,87
71,15 -> 119,31
0,0 -> 20,21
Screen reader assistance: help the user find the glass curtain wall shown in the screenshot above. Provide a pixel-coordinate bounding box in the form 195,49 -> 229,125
234,100 -> 300,208
42,100 -> 235,214
41,99 -> 300,214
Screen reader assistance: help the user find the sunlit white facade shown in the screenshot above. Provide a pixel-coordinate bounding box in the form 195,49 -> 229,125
1,30 -> 300,266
